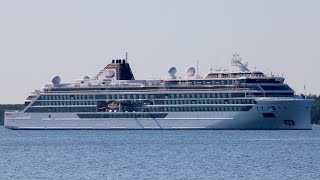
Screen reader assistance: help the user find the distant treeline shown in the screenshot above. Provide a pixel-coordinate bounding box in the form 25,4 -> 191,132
0,104 -> 24,126
303,94 -> 320,124
1,95 -> 320,126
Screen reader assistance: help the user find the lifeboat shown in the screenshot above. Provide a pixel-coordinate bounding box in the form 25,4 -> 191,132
98,106 -> 107,111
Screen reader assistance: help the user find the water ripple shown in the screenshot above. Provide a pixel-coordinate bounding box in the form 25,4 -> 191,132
1,126 -> 320,179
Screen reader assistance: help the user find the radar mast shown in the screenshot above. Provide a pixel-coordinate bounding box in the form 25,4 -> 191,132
231,52 -> 250,72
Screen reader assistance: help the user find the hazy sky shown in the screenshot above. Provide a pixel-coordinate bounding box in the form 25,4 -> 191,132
0,0 -> 319,104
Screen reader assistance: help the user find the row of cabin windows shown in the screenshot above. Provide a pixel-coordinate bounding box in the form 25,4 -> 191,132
102,113 -> 156,118
206,73 -> 265,79
32,101 -> 96,106
168,80 -> 236,86
164,93 -> 235,99
39,93 -> 245,101
163,99 -> 255,105
40,95 -> 95,100
107,93 -> 243,99
78,113 -> 167,119
32,98 -> 255,107
26,107 -> 96,113
172,79 -> 284,85
102,93 -> 242,99
25,105 -> 252,113
147,106 -> 252,112
193,80 -> 234,85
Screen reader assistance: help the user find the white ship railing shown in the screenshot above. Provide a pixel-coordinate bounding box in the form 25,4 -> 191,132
4,110 -> 22,115
5,110 -> 21,112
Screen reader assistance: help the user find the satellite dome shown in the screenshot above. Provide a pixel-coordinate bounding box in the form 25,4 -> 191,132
168,67 -> 177,76
52,76 -> 61,85
186,67 -> 195,77
83,76 -> 90,80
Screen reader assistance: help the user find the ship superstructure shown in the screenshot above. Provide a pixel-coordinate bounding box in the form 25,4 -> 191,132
5,53 -> 312,130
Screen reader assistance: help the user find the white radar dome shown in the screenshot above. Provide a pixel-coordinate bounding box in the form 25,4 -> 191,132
168,67 -> 177,76
186,67 -> 195,77
52,76 -> 61,85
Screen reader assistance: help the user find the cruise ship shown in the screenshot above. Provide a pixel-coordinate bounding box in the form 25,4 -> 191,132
5,53 -> 312,130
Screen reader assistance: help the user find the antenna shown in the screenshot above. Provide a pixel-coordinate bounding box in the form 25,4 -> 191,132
304,84 -> 307,99
196,60 -> 199,76
233,51 -> 240,60
125,52 -> 128,62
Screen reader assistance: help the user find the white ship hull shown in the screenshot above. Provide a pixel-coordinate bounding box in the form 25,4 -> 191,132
5,98 -> 312,130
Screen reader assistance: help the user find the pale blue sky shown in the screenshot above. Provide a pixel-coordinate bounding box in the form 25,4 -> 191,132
0,0 -> 319,104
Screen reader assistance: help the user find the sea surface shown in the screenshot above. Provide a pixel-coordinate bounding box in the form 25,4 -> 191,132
1,126 -> 320,180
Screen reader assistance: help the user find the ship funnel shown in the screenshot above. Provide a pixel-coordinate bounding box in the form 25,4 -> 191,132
93,57 -> 135,81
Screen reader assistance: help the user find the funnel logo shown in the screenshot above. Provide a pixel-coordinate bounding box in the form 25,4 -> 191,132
105,70 -> 115,78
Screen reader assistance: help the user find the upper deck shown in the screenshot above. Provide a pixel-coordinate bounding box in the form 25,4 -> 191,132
16,53 -> 299,114
40,52 -> 286,93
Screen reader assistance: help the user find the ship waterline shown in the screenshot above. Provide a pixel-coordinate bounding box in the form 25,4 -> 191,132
5,53 -> 312,130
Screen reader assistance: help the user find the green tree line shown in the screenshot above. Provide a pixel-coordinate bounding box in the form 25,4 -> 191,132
303,94 -> 320,124
1,95 -> 320,126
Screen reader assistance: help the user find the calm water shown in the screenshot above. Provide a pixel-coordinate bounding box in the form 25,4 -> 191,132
1,126 -> 320,180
